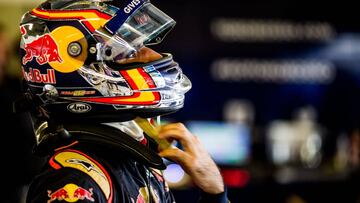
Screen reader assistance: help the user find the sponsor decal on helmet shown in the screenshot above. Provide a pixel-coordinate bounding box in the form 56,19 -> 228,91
124,0 -> 142,14
21,27 -> 63,65
22,67 -> 56,84
47,183 -> 94,203
67,102 -> 92,113
60,90 -> 96,97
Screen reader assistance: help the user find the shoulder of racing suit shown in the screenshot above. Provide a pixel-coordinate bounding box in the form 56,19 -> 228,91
26,158 -> 109,203
27,147 -> 114,203
28,123 -> 173,202
49,148 -> 114,202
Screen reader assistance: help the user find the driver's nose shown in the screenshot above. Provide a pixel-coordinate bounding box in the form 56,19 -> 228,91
116,47 -> 163,64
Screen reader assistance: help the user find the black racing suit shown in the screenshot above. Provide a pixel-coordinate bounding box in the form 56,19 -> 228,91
26,123 -> 228,203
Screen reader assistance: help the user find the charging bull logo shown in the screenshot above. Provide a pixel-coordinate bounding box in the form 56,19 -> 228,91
21,26 -> 63,65
47,183 -> 94,203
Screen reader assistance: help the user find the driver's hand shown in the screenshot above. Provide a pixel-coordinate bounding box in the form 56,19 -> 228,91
158,123 -> 224,194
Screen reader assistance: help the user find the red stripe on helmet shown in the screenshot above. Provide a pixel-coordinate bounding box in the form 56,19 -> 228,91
136,68 -> 161,101
77,68 -> 161,105
30,8 -> 112,32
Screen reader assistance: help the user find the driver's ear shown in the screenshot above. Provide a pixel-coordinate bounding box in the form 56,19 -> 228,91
116,47 -> 162,64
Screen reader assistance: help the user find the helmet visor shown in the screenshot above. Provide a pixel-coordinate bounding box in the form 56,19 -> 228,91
97,2 -> 176,61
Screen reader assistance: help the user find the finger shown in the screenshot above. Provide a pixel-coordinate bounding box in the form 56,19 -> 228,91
158,128 -> 189,142
159,123 -> 199,154
159,122 -> 187,132
158,123 -> 191,142
158,129 -> 195,152
158,147 -> 190,166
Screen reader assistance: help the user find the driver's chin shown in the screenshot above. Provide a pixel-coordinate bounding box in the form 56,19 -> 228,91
116,47 -> 163,64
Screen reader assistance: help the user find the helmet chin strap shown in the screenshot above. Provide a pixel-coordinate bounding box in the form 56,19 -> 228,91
106,117 -> 173,151
104,120 -> 145,142
103,116 -> 168,147
134,117 -> 172,150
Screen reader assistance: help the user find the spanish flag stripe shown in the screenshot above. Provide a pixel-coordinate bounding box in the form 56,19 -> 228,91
78,68 -> 160,105
120,69 -> 140,90
137,68 -> 161,101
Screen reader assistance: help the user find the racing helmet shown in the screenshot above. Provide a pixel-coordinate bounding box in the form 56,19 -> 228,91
18,0 -> 192,123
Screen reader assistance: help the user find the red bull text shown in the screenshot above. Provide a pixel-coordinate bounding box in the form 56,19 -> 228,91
22,67 -> 56,84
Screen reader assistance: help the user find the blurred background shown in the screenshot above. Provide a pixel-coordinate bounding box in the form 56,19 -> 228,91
1,0 -> 359,202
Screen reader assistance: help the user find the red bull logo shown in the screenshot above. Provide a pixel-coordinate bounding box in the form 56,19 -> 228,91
47,183 -> 94,203
47,188 -> 69,203
21,26 -> 63,65
74,187 -> 95,201
22,67 -> 56,84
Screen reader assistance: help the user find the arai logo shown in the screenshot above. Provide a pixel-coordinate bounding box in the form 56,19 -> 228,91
67,103 -> 91,113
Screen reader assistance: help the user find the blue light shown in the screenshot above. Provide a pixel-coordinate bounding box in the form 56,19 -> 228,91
163,164 -> 185,183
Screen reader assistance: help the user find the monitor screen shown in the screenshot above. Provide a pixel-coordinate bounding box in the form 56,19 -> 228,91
187,121 -> 251,166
